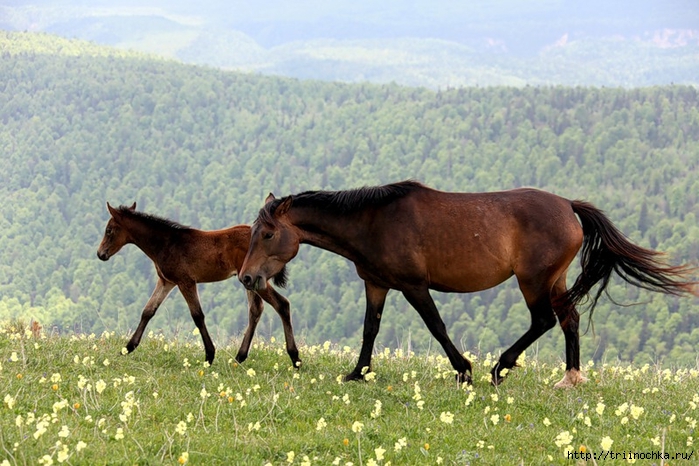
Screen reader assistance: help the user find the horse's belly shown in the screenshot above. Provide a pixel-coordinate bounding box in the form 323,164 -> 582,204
427,265 -> 514,293
197,268 -> 238,283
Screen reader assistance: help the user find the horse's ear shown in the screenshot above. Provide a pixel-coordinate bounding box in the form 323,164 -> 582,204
275,196 -> 293,217
107,202 -> 119,217
265,193 -> 276,204
129,202 -> 136,211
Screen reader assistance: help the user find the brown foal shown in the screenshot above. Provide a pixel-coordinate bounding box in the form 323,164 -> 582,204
97,203 -> 300,367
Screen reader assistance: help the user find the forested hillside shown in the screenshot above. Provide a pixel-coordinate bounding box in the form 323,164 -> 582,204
1,32 -> 698,366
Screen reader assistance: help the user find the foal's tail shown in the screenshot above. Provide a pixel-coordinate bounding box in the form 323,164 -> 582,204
561,200 -> 697,314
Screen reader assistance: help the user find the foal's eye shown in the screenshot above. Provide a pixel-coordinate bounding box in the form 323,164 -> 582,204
263,232 -> 274,240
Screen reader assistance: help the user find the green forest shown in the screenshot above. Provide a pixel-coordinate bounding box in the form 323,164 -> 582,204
1,32 -> 698,366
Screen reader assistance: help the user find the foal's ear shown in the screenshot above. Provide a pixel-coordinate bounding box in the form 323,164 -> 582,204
107,202 -> 118,217
275,196 -> 293,217
129,202 -> 137,211
265,193 -> 276,204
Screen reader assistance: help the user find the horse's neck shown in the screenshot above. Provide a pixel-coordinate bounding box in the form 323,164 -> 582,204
291,208 -> 363,262
125,218 -> 171,258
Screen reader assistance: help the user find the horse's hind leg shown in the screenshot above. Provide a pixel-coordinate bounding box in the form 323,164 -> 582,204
126,278 -> 175,355
492,278 -> 557,386
178,281 -> 216,365
551,276 -> 587,389
256,287 -> 301,367
402,287 -> 472,384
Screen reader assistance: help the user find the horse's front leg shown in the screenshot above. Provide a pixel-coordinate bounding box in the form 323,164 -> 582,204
235,290 -> 264,364
126,278 -> 175,355
345,281 -> 388,382
178,281 -> 216,365
256,287 -> 301,367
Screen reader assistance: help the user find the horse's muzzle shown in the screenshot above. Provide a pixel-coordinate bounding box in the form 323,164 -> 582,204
97,251 -> 110,261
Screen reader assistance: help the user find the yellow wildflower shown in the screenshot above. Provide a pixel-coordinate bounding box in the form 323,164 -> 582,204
601,436 -> 613,450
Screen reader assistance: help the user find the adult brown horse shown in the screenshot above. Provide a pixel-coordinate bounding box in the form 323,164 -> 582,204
97,203 -> 300,367
239,180 -> 696,388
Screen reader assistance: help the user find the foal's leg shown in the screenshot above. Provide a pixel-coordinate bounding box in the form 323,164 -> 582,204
126,278 -> 176,355
402,287 -> 472,384
345,281 -> 389,382
551,276 -> 587,389
235,290 -> 264,364
256,287 -> 301,367
178,281 -> 216,365
491,278 -> 557,386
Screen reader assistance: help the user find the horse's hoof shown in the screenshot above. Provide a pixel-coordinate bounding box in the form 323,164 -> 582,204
235,353 -> 248,364
553,369 -> 587,389
490,362 -> 510,386
343,372 -> 364,382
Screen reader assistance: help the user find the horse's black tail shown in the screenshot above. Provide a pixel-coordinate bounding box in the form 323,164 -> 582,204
561,200 -> 697,314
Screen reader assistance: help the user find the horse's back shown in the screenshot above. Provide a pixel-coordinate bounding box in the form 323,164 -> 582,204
385,186 -> 582,292
406,186 -> 578,240
173,225 -> 252,283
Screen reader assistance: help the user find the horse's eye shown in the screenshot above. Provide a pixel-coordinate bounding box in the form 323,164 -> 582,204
106,228 -> 113,236
263,232 -> 274,240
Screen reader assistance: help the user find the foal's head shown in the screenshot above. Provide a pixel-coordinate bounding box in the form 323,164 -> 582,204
97,202 -> 136,261
240,194 -> 298,291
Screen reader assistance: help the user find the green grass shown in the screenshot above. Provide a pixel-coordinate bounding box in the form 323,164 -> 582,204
1,322 -> 698,465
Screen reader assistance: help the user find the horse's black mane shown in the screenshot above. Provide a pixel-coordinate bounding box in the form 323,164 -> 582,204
259,180 -> 424,223
117,205 -> 191,231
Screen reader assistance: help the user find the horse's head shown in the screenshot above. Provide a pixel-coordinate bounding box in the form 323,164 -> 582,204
97,202 -> 136,261
240,194 -> 299,291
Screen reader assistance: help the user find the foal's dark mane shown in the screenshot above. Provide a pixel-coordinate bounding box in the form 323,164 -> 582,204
259,180 -> 425,223
116,205 -> 191,231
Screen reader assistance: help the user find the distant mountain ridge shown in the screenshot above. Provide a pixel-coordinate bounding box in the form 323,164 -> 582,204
2,1 -> 698,88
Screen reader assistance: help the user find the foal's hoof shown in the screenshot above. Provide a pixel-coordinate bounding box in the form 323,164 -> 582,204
289,349 -> 302,369
457,372 -> 473,385
234,352 -> 248,364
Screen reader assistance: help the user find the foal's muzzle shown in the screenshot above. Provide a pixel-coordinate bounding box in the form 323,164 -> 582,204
97,250 -> 110,261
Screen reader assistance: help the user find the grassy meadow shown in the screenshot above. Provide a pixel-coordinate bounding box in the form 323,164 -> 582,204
1,321 -> 698,465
